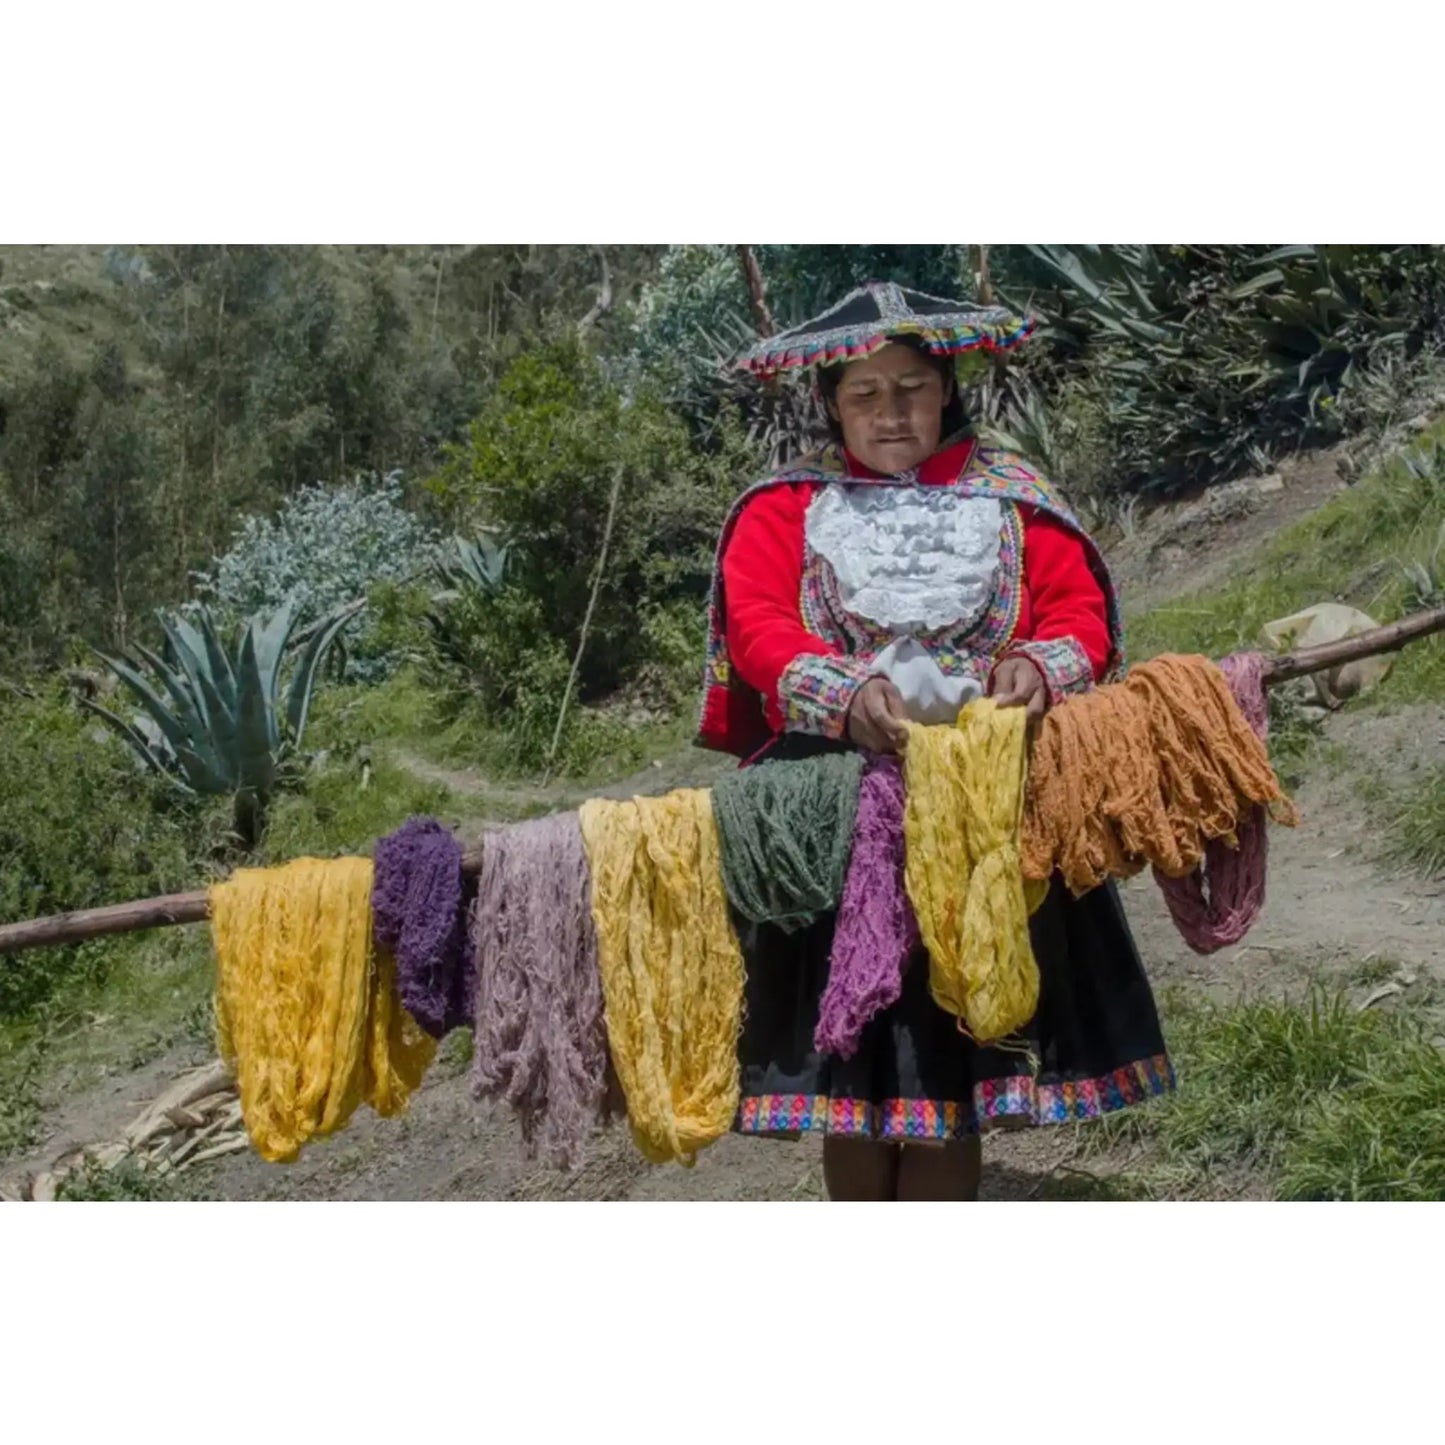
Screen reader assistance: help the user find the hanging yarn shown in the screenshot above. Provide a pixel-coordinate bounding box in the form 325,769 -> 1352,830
711,750 -> 864,932
1022,653 -> 1298,894
578,790 -> 745,1166
371,817 -> 472,1039
902,699 -> 1040,1044
1154,653 -> 1275,953
470,812 -> 609,1170
815,754 -> 918,1060
210,856 -> 437,1163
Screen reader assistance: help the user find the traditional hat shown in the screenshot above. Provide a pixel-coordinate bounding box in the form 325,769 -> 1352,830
736,279 -> 1034,379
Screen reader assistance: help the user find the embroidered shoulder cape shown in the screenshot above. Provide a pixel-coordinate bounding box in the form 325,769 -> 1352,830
696,441 -> 1124,758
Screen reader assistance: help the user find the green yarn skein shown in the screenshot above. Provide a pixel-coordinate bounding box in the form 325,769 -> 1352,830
710,751 -> 865,933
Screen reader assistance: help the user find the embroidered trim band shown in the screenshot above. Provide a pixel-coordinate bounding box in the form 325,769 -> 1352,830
735,1054 -> 1176,1140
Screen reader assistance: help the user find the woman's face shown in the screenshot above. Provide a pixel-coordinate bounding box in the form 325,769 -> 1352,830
829,342 -> 949,474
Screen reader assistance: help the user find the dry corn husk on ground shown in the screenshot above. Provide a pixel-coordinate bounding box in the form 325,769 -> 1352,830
4,1059 -> 243,1202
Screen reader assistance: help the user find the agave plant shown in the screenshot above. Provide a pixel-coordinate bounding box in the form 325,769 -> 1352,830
429,532 -> 512,599
84,597 -> 357,847
1023,244 -> 1445,497
422,532 -> 515,676
1403,521 -> 1445,612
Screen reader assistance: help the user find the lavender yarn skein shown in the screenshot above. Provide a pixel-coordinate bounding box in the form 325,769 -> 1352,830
470,811 -> 608,1171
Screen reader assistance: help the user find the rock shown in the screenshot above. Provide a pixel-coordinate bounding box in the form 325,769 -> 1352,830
1255,473 -> 1286,495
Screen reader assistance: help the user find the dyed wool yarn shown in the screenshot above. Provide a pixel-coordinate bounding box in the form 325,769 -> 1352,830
815,754 -> 918,1060
210,856 -> 436,1163
1022,653 -> 1297,894
371,816 -> 472,1038
1154,652 -> 1277,953
902,699 -> 1039,1044
711,750 -> 864,932
470,812 -> 609,1170
578,790 -> 744,1166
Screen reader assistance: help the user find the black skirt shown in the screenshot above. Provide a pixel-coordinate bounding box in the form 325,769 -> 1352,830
731,734 -> 1175,1142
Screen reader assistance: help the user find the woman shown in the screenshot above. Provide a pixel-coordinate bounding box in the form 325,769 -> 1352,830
698,281 -> 1174,1201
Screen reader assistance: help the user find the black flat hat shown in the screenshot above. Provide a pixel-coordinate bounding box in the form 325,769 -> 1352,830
736,279 -> 1034,379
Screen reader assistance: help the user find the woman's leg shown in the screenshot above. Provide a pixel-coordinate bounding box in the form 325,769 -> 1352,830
895,1137 -> 982,1201
822,1137 -> 900,1200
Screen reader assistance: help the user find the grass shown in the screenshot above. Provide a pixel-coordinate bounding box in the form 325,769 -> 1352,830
436,1027 -> 474,1078
1322,729 -> 1445,881
309,666 -> 701,790
0,927 -> 218,1160
262,754 -> 454,864
1126,420 -> 1445,706
1092,983 -> 1445,1200
1348,956 -> 1401,988
1382,763 -> 1445,878
54,1156 -> 190,1202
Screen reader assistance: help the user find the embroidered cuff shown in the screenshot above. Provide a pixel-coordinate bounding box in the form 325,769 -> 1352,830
778,653 -> 876,738
1001,636 -> 1095,706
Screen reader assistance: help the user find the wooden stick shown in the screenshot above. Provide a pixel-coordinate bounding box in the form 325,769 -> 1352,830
577,246 -> 613,332
1,890 -> 212,954
541,465 -> 624,785
1259,604 -> 1445,685
735,245 -> 776,339
2,608 -> 1442,960
971,244 -> 995,306
0,845 -> 486,957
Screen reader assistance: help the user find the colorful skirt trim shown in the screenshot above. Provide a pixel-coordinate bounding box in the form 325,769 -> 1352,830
736,1054 -> 1176,1141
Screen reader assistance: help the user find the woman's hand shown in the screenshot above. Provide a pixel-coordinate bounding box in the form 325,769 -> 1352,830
989,657 -> 1048,724
846,677 -> 910,754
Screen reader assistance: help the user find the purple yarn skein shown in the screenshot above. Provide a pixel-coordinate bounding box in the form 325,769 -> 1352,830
1154,652 -> 1272,954
815,754 -> 919,1060
371,816 -> 472,1037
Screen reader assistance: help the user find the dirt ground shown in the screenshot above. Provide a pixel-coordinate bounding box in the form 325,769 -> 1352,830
7,437 -> 1444,1202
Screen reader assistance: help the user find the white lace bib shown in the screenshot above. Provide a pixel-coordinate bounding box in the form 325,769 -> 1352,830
804,484 -> 1004,635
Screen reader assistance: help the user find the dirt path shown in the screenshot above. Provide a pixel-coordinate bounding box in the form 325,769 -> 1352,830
395,744 -> 733,822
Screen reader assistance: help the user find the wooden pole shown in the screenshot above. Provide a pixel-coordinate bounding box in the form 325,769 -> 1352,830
2,607 -> 1442,959
1259,604 -> 1445,685
541,465 -> 624,785
735,245 -> 775,339
0,846 -> 488,957
971,244 -> 995,306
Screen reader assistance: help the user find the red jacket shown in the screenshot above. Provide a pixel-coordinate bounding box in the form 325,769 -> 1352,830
720,440 -> 1112,737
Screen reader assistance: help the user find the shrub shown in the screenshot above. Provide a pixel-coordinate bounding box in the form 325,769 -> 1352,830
0,685 -> 207,1018
193,472 -> 440,683
425,336 -> 756,760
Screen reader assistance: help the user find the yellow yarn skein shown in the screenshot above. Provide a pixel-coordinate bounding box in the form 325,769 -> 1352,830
210,855 -> 436,1163
578,790 -> 745,1166
902,699 -> 1042,1044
